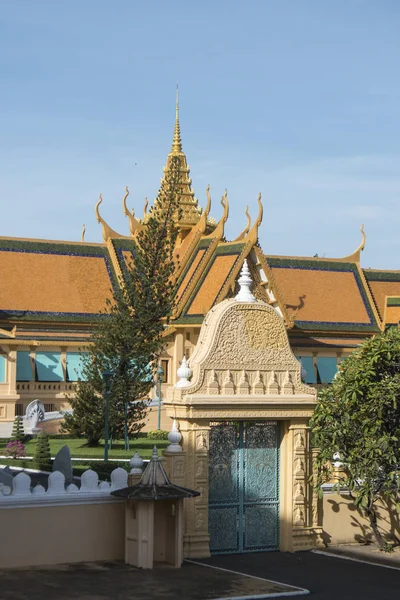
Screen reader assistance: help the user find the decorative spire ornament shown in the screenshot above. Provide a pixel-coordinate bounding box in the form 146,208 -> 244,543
175,356 -> 192,388
166,419 -> 183,453
235,259 -> 256,303
172,84 -> 182,154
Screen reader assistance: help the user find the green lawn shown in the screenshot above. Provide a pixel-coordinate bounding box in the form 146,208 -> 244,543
0,437 -> 169,460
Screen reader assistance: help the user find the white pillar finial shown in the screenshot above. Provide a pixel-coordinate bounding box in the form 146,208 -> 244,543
235,259 -> 256,303
166,419 -> 183,452
175,356 -> 192,388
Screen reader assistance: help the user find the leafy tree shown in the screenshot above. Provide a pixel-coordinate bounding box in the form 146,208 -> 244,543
311,327 -> 400,549
34,431 -> 52,471
10,416 -> 25,442
62,156 -> 182,448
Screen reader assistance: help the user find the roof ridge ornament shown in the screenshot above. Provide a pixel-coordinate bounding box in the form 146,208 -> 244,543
233,205 -> 251,242
341,224 -> 366,263
235,259 -> 256,303
122,186 -> 142,237
95,194 -> 126,241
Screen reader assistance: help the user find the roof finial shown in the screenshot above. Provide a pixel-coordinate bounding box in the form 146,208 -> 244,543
81,224 -> 86,243
235,259 -> 256,303
172,83 -> 182,153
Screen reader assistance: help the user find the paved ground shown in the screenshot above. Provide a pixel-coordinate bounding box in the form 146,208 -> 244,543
2,549 -> 400,599
0,560 -> 307,600
199,550 -> 400,599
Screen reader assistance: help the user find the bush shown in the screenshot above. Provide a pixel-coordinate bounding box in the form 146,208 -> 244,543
147,430 -> 169,440
4,440 -> 26,460
10,416 -> 25,442
34,431 -> 52,471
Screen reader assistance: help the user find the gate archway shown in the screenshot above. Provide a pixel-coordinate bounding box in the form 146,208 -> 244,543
164,265 -> 324,558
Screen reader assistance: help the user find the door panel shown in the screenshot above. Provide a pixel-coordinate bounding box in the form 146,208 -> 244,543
209,421 -> 279,554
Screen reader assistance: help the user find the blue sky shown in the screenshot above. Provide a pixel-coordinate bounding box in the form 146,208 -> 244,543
1,1 -> 399,268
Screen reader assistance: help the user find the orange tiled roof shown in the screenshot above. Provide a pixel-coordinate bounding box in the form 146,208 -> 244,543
0,238 -> 115,321
264,256 -> 380,332
363,269 -> 400,321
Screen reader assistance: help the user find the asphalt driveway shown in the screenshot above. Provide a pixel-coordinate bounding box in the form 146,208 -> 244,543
198,550 -> 400,599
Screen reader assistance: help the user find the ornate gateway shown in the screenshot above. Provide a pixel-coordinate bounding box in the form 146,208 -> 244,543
164,262 -> 323,557
209,421 -> 279,554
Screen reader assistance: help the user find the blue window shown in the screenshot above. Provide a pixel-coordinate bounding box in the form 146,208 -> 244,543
17,351 -> 32,381
0,356 -> 6,383
66,352 -> 88,381
36,352 -> 64,382
296,356 -> 317,384
317,357 -> 338,384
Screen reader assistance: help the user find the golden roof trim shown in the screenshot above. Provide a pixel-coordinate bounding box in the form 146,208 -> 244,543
122,186 -> 142,237
0,235 -> 106,247
173,185 -> 212,282
0,326 -> 16,339
340,224 -> 366,263
95,194 -> 128,242
233,206 -> 251,242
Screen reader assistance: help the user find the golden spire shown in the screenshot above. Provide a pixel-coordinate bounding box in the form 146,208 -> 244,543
158,87 -> 201,234
172,85 -> 182,154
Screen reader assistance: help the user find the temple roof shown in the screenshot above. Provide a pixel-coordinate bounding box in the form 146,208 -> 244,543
0,237 -> 116,325
264,255 -> 381,333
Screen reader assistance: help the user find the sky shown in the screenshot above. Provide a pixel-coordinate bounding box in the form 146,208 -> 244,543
1,1 -> 399,268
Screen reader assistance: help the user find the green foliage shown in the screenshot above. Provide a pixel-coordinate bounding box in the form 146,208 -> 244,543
61,384 -> 104,446
34,431 -> 52,471
310,327 -> 400,549
147,430 -> 169,440
10,416 -> 25,442
62,157 -> 182,448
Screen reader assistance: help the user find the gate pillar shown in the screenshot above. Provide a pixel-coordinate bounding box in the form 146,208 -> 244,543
164,420 -> 211,558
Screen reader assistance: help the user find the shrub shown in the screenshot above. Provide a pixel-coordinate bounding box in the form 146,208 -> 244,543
147,430 -> 169,440
4,440 -> 26,460
34,431 -> 52,471
10,416 -> 25,442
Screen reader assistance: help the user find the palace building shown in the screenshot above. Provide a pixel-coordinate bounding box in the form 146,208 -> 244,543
1,99 -> 400,434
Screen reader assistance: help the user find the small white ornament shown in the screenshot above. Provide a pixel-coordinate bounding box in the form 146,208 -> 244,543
175,356 -> 192,388
235,259 -> 256,303
130,451 -> 144,474
166,419 -> 183,453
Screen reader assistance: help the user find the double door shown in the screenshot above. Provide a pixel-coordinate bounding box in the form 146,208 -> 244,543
208,421 -> 279,554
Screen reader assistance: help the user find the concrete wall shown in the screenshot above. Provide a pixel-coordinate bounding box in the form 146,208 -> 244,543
0,501 -> 125,569
322,493 -> 399,546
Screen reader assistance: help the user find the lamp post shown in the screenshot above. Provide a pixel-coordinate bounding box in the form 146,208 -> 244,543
102,368 -> 112,462
157,365 -> 164,431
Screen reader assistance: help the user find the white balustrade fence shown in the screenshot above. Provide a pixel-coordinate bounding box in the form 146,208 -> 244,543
0,467 -> 128,506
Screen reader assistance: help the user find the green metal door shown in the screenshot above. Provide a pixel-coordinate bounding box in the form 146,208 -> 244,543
208,421 -> 279,554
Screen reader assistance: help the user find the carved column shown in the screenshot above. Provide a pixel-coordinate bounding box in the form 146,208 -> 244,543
170,420 -> 210,558
290,422 -> 323,550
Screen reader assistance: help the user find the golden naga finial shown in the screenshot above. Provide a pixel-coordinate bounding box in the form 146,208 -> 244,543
95,194 -> 125,242
81,224 -> 86,243
233,205 -> 251,242
221,189 -> 229,222
203,188 -> 229,240
143,197 -> 148,218
171,84 -> 182,154
122,186 -> 141,237
341,224 -> 366,263
243,193 -> 263,244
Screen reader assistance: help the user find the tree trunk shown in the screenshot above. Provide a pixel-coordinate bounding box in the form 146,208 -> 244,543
365,502 -> 385,548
